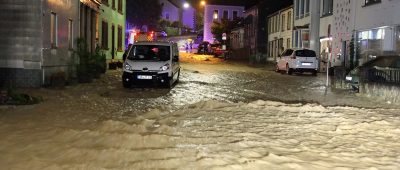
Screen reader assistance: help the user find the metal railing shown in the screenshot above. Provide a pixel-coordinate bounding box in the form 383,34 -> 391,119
361,67 -> 400,85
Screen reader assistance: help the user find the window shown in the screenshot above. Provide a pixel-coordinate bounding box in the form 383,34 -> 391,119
281,14 -> 285,32
295,0 -> 299,19
118,25 -> 122,51
112,0 -> 115,9
50,12 -> 58,48
213,10 -> 218,20
364,0 -> 381,6
287,11 -> 292,30
68,19 -> 73,49
118,0 -> 122,13
305,0 -> 310,15
233,11 -> 238,19
101,21 -> 108,49
223,10 -> 228,19
128,45 -> 171,61
276,16 -> 278,32
102,0 -> 108,6
322,0 -> 333,16
300,0 -> 304,17
287,38 -> 291,49
268,17 -> 272,33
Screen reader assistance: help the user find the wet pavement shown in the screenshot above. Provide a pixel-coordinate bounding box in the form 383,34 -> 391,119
0,57 -> 399,169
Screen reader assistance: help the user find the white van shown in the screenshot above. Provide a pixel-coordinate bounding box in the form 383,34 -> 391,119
276,49 -> 318,75
122,42 -> 181,88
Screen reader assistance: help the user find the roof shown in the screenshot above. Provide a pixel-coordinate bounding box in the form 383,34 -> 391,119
267,5 -> 294,18
167,0 -> 180,8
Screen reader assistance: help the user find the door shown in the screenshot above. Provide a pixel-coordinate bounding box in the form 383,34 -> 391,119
111,25 -> 115,59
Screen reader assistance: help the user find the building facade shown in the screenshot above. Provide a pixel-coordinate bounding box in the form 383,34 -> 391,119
319,0 -> 333,72
99,0 -> 126,62
159,0 -> 196,30
332,0 -> 400,68
203,4 -> 244,43
0,0 -> 84,87
268,6 -> 293,62
160,0 -> 180,22
292,0 -> 325,54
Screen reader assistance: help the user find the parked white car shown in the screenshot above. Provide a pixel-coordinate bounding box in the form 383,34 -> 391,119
276,49 -> 318,76
122,41 -> 181,88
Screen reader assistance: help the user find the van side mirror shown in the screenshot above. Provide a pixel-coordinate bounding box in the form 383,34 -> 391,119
173,56 -> 179,62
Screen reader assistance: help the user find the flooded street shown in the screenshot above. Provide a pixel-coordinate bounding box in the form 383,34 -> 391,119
1,58 -> 400,169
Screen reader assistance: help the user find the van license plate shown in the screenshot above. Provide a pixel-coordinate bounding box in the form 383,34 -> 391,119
137,75 -> 152,80
302,63 -> 312,66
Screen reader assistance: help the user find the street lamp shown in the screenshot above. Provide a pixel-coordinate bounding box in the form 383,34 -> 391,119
183,2 -> 190,9
200,1 -> 206,6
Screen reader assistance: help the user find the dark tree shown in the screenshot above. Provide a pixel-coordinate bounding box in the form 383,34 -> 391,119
126,0 -> 162,29
211,19 -> 241,42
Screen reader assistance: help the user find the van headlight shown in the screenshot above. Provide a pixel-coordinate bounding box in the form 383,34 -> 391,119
346,76 -> 353,81
160,63 -> 170,71
125,63 -> 131,71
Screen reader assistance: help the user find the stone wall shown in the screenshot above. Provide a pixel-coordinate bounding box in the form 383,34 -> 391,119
360,83 -> 400,103
0,68 -> 42,88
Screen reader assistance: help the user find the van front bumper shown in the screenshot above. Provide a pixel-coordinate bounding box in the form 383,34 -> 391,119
122,71 -> 170,86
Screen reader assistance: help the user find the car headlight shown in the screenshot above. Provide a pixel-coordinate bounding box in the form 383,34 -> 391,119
160,63 -> 170,71
346,76 -> 353,81
125,63 -> 131,71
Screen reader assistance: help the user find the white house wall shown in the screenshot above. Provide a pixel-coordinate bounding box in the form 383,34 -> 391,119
42,0 -> 80,84
354,0 -> 400,31
160,0 -> 180,22
204,5 -> 244,43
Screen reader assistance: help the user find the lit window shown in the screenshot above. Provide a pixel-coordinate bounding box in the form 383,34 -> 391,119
365,0 -> 381,6
213,10 -> 218,20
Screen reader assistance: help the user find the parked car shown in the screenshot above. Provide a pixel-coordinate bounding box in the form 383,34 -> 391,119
276,49 -> 319,75
197,41 -> 210,55
346,55 -> 400,91
122,41 -> 181,88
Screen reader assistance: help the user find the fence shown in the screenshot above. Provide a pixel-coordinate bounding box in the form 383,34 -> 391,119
361,67 -> 400,85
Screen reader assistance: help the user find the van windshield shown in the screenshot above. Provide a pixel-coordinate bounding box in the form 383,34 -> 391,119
127,45 -> 171,61
295,50 -> 316,57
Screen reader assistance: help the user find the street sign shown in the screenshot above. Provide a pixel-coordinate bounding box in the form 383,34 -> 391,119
222,33 -> 227,40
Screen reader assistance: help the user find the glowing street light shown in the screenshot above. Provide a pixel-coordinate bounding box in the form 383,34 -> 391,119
183,2 -> 190,9
200,1 -> 206,6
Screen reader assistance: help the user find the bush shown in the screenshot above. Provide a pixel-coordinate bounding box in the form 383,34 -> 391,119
75,38 -> 107,82
4,88 -> 43,105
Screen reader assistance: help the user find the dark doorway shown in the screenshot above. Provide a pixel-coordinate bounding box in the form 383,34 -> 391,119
342,41 -> 347,68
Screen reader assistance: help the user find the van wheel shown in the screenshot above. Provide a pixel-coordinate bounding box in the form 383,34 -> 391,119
286,64 -> 293,75
164,76 -> 173,88
275,65 -> 280,72
123,81 -> 130,88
